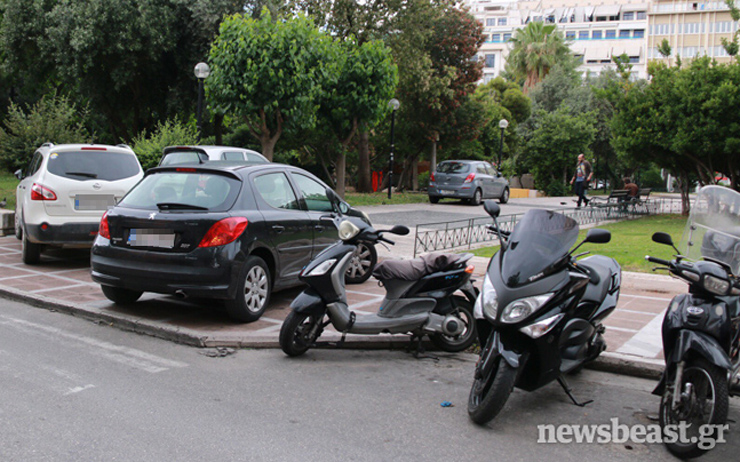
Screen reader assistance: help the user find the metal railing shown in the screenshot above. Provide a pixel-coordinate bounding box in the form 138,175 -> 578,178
413,197 -> 682,256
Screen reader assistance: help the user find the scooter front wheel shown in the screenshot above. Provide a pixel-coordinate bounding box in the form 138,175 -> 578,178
280,311 -> 324,357
659,358 -> 728,459
468,355 -> 518,425
429,296 -> 476,352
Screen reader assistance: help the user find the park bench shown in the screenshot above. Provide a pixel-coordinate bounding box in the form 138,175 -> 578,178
588,189 -> 645,215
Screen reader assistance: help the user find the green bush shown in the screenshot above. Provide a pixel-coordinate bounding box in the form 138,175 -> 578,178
131,120 -> 198,170
544,180 -> 568,197
418,171 -> 430,190
0,92 -> 91,172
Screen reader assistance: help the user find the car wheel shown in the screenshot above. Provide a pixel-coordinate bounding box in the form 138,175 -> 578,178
499,187 -> 509,204
14,211 -> 22,240
21,230 -> 41,265
429,196 -> 439,204
226,256 -> 271,323
101,285 -> 142,305
470,189 -> 482,206
345,241 -> 377,284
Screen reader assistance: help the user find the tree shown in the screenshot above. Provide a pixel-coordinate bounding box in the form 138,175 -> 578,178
504,21 -> 572,94
207,12 -> 339,160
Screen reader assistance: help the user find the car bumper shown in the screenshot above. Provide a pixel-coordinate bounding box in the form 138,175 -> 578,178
25,222 -> 100,246
90,237 -> 240,299
428,184 -> 474,199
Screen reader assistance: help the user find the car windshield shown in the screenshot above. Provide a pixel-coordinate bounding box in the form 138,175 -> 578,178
46,151 -> 141,181
118,171 -> 241,212
500,209 -> 579,287
437,162 -> 470,174
160,151 -> 206,166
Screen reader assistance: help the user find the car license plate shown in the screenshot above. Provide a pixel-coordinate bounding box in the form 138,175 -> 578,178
74,194 -> 116,211
440,190 -> 453,195
127,229 -> 176,248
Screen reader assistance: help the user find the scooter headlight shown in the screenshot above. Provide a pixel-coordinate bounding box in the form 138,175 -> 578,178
305,259 -> 337,277
338,220 -> 360,241
480,274 -> 499,321
501,294 -> 554,324
703,274 -> 730,295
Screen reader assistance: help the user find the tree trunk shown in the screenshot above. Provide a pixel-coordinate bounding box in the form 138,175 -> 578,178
335,150 -> 346,198
678,172 -> 691,215
411,157 -> 418,191
357,129 -> 372,193
214,113 -> 224,145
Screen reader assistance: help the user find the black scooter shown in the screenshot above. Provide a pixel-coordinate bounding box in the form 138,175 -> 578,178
467,201 -> 621,425
279,190 -> 478,357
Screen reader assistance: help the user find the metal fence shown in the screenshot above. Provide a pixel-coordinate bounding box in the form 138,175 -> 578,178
413,197 -> 683,257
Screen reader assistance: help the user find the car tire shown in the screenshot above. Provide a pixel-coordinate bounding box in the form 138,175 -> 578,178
14,212 -> 22,240
101,285 -> 143,304
429,196 -> 439,204
470,189 -> 482,206
225,255 -> 271,323
499,187 -> 509,204
21,231 -> 41,265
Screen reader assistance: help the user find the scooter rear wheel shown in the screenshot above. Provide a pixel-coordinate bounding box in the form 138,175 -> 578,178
468,355 -> 518,425
429,296 -> 476,352
280,311 -> 323,357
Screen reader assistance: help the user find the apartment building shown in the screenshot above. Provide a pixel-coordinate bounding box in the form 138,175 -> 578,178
465,0 -> 650,81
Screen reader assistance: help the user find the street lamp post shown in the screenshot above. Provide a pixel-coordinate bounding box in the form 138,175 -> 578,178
498,118 -> 509,169
388,98 -> 400,199
194,62 -> 211,141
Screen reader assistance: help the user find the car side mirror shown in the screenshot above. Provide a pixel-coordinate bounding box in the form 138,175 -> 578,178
14,169 -> 23,180
585,228 -> 611,244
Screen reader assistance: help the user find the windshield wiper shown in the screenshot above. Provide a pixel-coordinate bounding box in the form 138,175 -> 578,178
66,171 -> 98,178
156,202 -> 209,211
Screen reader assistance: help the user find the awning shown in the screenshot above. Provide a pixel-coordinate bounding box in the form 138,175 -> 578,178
561,7 -> 573,20
621,3 -> 649,12
594,5 -> 621,17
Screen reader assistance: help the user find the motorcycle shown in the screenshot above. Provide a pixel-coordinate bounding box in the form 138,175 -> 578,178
279,190 -> 478,357
468,201 -> 621,425
647,185 -> 740,459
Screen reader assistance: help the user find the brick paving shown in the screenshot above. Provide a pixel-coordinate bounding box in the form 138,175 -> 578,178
0,234 -> 686,372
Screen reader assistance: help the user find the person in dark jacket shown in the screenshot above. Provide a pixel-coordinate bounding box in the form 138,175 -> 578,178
569,153 -> 593,207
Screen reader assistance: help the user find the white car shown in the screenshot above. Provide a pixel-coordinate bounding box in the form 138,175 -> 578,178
159,145 -> 268,166
15,143 -> 144,264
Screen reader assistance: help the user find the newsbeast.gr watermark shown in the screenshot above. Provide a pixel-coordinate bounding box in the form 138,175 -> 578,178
537,418 -> 729,450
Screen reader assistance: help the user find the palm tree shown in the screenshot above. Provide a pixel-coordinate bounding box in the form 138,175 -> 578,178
505,21 -> 572,93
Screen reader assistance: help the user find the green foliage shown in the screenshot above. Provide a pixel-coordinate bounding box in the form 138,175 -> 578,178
418,171 -> 430,190
505,22 -> 573,93
0,93 -> 91,172
544,179 -> 568,198
131,120 -> 198,171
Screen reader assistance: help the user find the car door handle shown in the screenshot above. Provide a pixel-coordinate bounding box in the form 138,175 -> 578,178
272,225 -> 285,234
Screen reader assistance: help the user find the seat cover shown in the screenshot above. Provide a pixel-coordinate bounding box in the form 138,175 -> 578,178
372,253 -> 463,281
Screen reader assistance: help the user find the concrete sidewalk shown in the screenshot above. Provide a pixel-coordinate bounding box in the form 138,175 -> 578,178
0,232 -> 683,379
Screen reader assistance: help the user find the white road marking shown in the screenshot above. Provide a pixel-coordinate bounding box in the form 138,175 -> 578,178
65,384 -> 95,395
616,308 -> 667,358
606,326 -> 640,333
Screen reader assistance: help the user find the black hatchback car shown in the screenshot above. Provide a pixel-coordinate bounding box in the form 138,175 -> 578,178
90,162 -> 374,322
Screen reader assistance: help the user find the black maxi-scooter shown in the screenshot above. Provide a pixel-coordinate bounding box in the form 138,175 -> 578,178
279,190 -> 478,357
467,201 -> 621,425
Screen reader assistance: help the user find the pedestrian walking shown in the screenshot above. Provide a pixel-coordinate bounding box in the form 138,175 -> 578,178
569,153 -> 593,207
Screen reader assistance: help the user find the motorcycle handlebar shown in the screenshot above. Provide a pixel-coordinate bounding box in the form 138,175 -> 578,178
645,255 -> 672,267
378,236 -> 395,245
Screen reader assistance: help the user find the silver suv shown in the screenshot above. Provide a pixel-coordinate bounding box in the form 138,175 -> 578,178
428,160 -> 509,205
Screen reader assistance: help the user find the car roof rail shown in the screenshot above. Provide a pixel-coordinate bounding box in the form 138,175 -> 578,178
41,142 -> 54,148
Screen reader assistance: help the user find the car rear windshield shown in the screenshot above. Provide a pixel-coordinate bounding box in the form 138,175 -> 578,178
160,151 -> 206,166
118,171 -> 241,212
46,151 -> 141,181
437,162 -> 470,174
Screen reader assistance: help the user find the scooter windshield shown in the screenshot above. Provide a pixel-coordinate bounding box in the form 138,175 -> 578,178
680,185 -> 740,273
500,209 -> 579,287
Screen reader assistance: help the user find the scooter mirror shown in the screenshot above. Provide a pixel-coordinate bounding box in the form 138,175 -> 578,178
484,200 -> 500,218
585,228 -> 611,243
325,188 -> 339,206
390,225 -> 410,235
652,232 -> 674,246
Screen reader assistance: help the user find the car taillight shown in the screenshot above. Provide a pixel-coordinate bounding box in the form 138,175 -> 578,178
30,183 -> 57,201
198,217 -> 248,248
430,172 -> 435,182
99,211 -> 110,239
464,173 -> 476,183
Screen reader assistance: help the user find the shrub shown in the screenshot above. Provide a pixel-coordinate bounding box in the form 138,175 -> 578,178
544,180 -> 568,197
418,171 -> 430,190
131,120 -> 198,170
0,92 -> 91,172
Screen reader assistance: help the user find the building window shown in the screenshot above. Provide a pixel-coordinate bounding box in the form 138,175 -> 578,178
622,12 -> 634,21
619,29 -> 631,38
633,29 -> 645,38
575,54 -> 584,63
636,11 -> 647,20
587,59 -> 598,64
600,59 -> 612,63
492,33 -> 501,42
498,18 -> 507,26
486,18 -> 496,26
606,30 -> 616,38
579,31 -> 589,39
593,30 -> 603,39
566,31 -> 576,39
485,54 -> 496,68
546,15 -> 555,23
503,33 -> 512,41
629,56 -> 640,63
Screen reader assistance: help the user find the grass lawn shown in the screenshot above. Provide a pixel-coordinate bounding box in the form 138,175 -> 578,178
344,190 -> 430,207
0,172 -> 17,211
470,214 -> 687,273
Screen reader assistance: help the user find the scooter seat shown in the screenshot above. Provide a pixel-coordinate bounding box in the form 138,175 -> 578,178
578,255 -> 615,304
372,253 -> 472,281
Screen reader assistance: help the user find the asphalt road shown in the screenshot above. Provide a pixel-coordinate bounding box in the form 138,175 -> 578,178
2,298 -> 738,462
